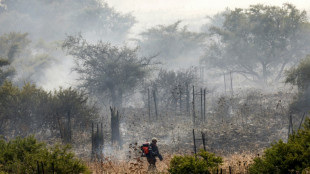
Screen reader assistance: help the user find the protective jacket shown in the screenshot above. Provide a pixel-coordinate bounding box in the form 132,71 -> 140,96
148,143 -> 163,160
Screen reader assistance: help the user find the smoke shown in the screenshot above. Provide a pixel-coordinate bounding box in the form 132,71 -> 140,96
0,0 -> 135,89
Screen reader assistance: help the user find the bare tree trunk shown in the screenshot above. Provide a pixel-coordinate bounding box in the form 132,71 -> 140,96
111,90 -> 123,109
262,62 -> 267,84
110,107 -> 121,146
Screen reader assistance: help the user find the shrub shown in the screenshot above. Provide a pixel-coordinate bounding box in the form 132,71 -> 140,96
249,117 -> 310,174
0,136 -> 90,173
168,150 -> 223,174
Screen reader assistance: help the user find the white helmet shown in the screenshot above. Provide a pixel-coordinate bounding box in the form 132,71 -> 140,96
152,137 -> 158,142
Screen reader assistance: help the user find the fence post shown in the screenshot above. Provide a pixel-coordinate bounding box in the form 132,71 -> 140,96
230,71 -> 233,97
192,86 -> 195,125
224,72 -> 227,95
201,88 -> 203,121
204,89 -> 206,122
153,90 -> 158,120
201,131 -> 206,151
91,122 -> 94,160
186,82 -> 190,116
179,84 -> 182,114
193,129 -> 197,157
148,88 -> 151,121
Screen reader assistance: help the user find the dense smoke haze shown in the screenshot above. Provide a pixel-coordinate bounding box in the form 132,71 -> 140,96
1,0 -> 310,173
0,0 -> 309,91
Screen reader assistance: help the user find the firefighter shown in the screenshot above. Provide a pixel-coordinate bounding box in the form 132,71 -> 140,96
147,137 -> 163,171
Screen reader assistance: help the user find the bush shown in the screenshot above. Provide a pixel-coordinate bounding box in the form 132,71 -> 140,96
168,150 -> 223,174
249,117 -> 310,174
0,136 -> 90,173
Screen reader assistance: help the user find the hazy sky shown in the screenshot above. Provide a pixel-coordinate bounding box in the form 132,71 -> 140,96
105,0 -> 310,36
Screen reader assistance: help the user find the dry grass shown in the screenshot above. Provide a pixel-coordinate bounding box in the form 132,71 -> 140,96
86,151 -> 261,174
87,154 -> 172,174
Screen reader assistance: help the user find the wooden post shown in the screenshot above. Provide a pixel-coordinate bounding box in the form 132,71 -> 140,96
288,114 -> 291,139
153,90 -> 158,120
290,114 -> 293,133
101,122 -> 104,148
193,129 -> 197,157
192,86 -> 195,125
204,89 -> 206,122
224,73 -> 227,95
229,166 -> 232,174
186,82 -> 190,116
298,112 -> 306,130
288,113 -> 294,139
91,122 -> 94,160
179,85 -> 182,114
201,88 -> 203,121
201,131 -> 206,151
67,110 -> 71,143
97,124 -> 99,151
148,88 -> 151,121
230,71 -> 233,97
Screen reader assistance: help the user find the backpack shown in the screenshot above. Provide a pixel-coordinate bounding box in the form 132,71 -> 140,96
141,143 -> 151,157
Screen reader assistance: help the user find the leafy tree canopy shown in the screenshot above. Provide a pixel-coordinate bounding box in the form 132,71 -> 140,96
0,81 -> 98,139
286,55 -> 310,91
168,150 -> 223,174
0,32 -> 58,87
249,117 -> 310,174
137,21 -> 206,65
202,4 -> 310,84
0,136 -> 90,173
62,35 -> 153,108
285,55 -> 310,113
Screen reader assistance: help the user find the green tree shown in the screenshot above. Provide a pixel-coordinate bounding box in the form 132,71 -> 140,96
249,117 -> 310,174
0,81 -> 98,140
0,32 -> 30,84
0,32 -> 30,61
0,58 -> 14,85
0,32 -> 57,86
285,55 -> 310,113
137,21 -> 206,65
286,55 -> 310,91
62,35 -> 152,108
0,136 -> 90,173
51,87 -> 98,143
202,4 -> 310,84
168,150 -> 223,174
